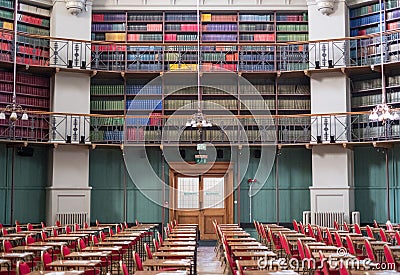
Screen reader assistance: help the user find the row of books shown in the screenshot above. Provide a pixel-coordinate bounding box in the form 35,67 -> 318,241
105,33 -> 125,42
0,94 -> 48,108
18,13 -> 49,28
0,127 -> 48,141
19,3 -> 50,17
128,14 -> 163,22
239,24 -> 274,31
202,24 -> 237,31
387,9 -> 400,20
350,2 -> 382,18
387,21 -> 400,30
0,0 -> 12,9
276,14 -> 307,22
0,21 -> 12,30
201,14 -> 237,22
127,24 -> 162,31
91,85 -> 125,95
90,100 -> 125,111
17,24 -> 49,36
202,52 -> 238,61
127,34 -> 163,41
239,34 -> 275,42
202,63 -> 237,71
240,53 -> 274,61
92,23 -> 126,32
350,13 -> 383,28
90,117 -> 124,126
241,99 -> 275,109
278,84 -> 310,94
127,46 -> 163,51
242,84 -> 275,94
276,34 -> 308,41
387,0 -> 400,9
352,78 -> 382,91
278,99 -> 310,110
276,24 -> 308,32
164,52 -> 197,61
389,74 -> 400,86
202,34 -> 237,41
239,14 -> 274,22
350,25 -> 381,36
278,63 -> 309,71
239,64 -> 275,71
126,99 -> 162,110
0,71 -> 49,86
17,45 -> 48,57
127,53 -> 161,61
127,63 -> 163,71
165,14 -> 197,22
127,85 -> 162,95
0,9 -> 12,20
352,94 -> 382,107
92,13 -> 126,22
165,24 -> 199,31
164,34 -> 198,41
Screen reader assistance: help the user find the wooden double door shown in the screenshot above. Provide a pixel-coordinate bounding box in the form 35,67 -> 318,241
169,162 -> 233,240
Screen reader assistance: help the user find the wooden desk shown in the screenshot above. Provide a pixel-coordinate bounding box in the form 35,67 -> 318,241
162,241 -> 196,246
233,251 -> 277,259
134,271 -> 188,275
0,259 -> 11,273
0,252 -> 34,261
142,259 -> 192,274
226,237 -> 256,242
228,241 -> 263,246
153,251 -> 195,259
47,236 -> 80,243
165,237 -> 196,242
244,270 -> 299,275
157,246 -> 196,252
47,260 -> 102,271
11,246 -> 52,254
231,245 -> 269,251
237,259 -> 286,270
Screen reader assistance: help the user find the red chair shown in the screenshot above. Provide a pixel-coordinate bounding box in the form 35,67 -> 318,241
395,231 -> 400,245
383,244 -> 399,271
75,224 -> 80,231
65,226 -> 72,234
41,231 -> 47,242
157,231 -> 163,246
61,245 -> 71,259
364,239 -> 376,261
307,224 -> 316,239
25,235 -> 35,245
297,239 -> 306,260
41,251 -> 53,271
116,224 -> 122,233
325,228 -> 334,246
319,251 -> 339,275
55,220 -> 61,227
16,261 -> 30,275
339,261 -> 349,275
298,222 -> 306,235
99,231 -> 106,242
279,232 -> 299,260
15,224 -> 22,233
334,220 -> 339,230
365,225 -> 375,240
292,220 -> 299,232
78,238 -> 86,251
41,222 -> 46,228
27,223 -> 33,231
334,232 -> 344,247
3,240 -> 12,252
386,221 -> 394,231
235,259 -> 243,275
343,222 -> 350,232
379,228 -> 388,242
346,236 -> 365,260
95,220 -> 99,226
120,261 -> 129,275
373,220 -> 379,228
52,228 -> 58,237
354,223 -> 362,235
224,251 -> 238,275
1,228 -> 8,236
144,243 -> 153,260
153,239 -> 160,251
133,251 -> 143,271
91,235 -> 99,245
83,222 -> 89,229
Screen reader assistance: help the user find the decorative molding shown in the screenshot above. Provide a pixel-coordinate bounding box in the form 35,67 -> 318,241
65,0 -> 88,15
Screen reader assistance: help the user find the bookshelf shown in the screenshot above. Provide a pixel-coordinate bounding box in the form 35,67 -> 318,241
0,69 -> 50,140
0,0 -> 50,65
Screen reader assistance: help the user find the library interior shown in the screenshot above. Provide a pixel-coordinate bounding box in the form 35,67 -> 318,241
1,0 -> 400,274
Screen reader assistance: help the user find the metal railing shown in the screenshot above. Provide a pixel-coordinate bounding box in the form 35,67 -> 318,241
2,28 -> 400,72
1,112 -> 399,145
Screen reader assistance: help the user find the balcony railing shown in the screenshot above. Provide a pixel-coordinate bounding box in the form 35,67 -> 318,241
1,112 -> 399,145
1,28 -> 400,72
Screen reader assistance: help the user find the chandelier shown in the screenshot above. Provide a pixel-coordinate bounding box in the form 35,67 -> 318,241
0,0 -> 28,123
369,103 -> 399,122
184,0 -> 212,129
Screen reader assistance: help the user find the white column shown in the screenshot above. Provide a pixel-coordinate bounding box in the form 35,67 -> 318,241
308,0 -> 355,222
46,0 -> 92,226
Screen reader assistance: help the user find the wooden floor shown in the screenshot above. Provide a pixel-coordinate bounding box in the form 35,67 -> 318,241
197,245 -> 226,275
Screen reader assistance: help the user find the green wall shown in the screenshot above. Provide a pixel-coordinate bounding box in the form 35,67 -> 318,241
354,145 -> 400,223
0,144 -> 49,225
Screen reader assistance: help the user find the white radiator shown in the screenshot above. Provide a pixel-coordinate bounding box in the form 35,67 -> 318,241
56,212 -> 88,226
312,212 -> 345,228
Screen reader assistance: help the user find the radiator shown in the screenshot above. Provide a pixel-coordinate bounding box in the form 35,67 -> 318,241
56,212 -> 88,226
312,212 -> 345,228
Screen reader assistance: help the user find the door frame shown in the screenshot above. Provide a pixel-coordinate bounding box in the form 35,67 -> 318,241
169,162 -> 234,239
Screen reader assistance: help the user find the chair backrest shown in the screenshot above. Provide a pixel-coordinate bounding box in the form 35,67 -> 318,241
235,259 -> 244,275
384,244 -> 395,264
395,231 -> 400,245
144,243 -> 152,259
65,225 -> 72,234
279,232 -> 291,256
316,226 -> 324,243
299,222 -> 306,235
379,228 -> 388,242
153,239 -> 160,251
27,223 -> 33,231
354,223 -> 362,235
164,227 -> 169,238
157,231 -> 163,246
319,251 -> 329,275
95,219 -> 99,226
41,251 -> 53,271
304,244 -> 313,259
16,261 -> 30,275
345,236 -> 356,255
326,228 -> 335,246
343,222 -> 350,232
386,221 -> 393,231
366,225 -> 375,239
334,232 -> 343,247
116,224 -> 122,233
92,235 -> 99,245
364,239 -> 376,261
307,224 -> 316,238
224,251 -> 236,275
1,228 -> 7,236
109,228 -> 114,237
373,220 -> 379,228
297,239 -> 305,260
41,222 -> 45,228
15,224 -> 22,232
120,260 -> 129,275
83,222 -> 89,229
293,220 -> 299,232
133,251 -> 143,271
55,220 -> 61,227
41,231 -> 47,242
52,228 -> 58,237
78,238 -> 86,251
26,235 -> 35,245
99,231 -> 106,242
334,220 -> 339,230
3,239 -> 12,252
61,245 -> 71,258
339,260 -> 349,275
0,223 -> 2,229
135,219 -> 139,226
75,224 -> 80,231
